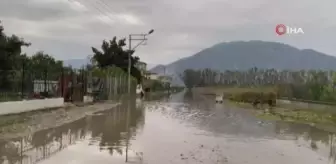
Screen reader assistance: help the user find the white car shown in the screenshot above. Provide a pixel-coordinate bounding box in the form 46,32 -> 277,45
215,95 -> 224,103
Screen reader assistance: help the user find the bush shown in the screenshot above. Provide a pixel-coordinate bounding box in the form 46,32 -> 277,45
228,90 -> 277,106
143,79 -> 166,92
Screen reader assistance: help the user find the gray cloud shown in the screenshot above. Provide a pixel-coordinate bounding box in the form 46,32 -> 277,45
0,0 -> 82,21
0,0 -> 335,64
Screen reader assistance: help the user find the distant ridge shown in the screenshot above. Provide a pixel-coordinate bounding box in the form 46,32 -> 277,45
63,58 -> 90,68
150,40 -> 336,85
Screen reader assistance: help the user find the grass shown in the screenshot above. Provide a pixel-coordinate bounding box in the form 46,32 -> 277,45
225,100 -> 336,126
198,86 -> 336,126
257,109 -> 336,125
227,100 -> 336,126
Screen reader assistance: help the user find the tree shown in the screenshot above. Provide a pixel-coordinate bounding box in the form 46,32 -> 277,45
178,67 -> 336,102
91,37 -> 142,84
29,51 -> 63,80
0,21 -> 30,90
181,69 -> 201,89
307,71 -> 328,100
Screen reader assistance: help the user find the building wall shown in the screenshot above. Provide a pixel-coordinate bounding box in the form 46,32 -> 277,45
149,74 -> 159,80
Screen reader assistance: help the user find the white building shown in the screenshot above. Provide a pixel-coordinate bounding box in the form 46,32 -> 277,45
148,73 -> 159,80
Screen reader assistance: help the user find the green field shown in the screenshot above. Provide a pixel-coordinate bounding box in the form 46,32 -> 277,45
195,86 -> 336,127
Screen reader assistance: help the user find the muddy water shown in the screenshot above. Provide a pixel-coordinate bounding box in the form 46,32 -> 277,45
1,92 -> 336,164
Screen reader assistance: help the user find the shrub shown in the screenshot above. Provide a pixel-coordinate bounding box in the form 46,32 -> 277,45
228,90 -> 277,106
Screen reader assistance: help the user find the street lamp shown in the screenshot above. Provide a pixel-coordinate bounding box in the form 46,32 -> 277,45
148,29 -> 154,35
128,29 -> 154,94
125,29 -> 154,163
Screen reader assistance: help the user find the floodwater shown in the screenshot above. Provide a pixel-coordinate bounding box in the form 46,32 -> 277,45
1,91 -> 336,164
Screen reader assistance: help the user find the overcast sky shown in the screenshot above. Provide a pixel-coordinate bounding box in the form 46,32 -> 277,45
0,0 -> 335,65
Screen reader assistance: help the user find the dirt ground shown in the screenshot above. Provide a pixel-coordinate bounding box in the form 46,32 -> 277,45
0,101 -> 120,139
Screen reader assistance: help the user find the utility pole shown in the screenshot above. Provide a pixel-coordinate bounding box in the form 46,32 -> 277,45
164,66 -> 166,76
127,29 -> 154,94
128,35 -> 132,95
125,29 -> 154,163
21,59 -> 25,99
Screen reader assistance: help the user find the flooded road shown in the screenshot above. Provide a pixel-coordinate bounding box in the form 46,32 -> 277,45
1,91 -> 336,164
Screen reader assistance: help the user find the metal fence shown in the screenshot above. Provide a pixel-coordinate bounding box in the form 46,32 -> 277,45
0,69 -> 60,101
88,74 -> 134,101
0,67 -> 87,102
0,67 -> 136,102
87,67 -> 137,101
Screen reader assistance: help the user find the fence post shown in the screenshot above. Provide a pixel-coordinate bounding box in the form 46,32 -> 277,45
21,60 -> 25,99
44,68 -> 47,93
81,67 -> 85,99
123,74 -> 126,93
114,76 -> 117,97
70,70 -> 74,102
61,67 -> 64,97
118,74 -> 120,94
122,74 -> 124,94
83,68 -> 87,95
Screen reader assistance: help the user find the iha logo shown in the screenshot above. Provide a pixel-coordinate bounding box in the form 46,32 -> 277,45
275,24 -> 304,36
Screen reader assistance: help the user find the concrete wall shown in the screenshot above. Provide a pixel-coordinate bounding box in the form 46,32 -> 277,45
0,98 -> 64,116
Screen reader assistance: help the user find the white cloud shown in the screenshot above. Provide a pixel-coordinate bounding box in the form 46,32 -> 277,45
68,0 -> 89,12
116,14 -> 143,25
96,13 -> 143,26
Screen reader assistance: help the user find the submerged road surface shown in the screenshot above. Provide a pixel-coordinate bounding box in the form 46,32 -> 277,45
1,91 -> 336,164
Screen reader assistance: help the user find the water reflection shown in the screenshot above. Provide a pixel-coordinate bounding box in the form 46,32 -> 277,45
183,90 -> 194,102
180,91 -> 336,163
2,92 -> 336,164
0,97 -> 144,164
274,121 -> 336,163
183,91 -> 336,163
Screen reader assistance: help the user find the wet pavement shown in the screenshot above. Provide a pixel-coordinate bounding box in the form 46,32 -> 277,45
1,91 -> 336,164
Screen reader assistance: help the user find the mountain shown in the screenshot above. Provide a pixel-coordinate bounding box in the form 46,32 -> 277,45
151,40 -> 336,74
149,40 -> 336,85
62,59 -> 90,69
146,63 -> 157,70
150,65 -> 166,74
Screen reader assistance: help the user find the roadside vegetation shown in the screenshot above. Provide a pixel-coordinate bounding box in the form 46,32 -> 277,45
180,68 -> 336,126
0,21 -> 171,135
0,20 -> 169,102
0,21 -> 74,100
91,36 -> 143,84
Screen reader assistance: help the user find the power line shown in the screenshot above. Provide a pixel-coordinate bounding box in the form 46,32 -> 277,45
76,0 -> 118,26
75,0 -> 149,45
68,0 -> 115,28
96,0 -> 117,15
93,0 -> 116,15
